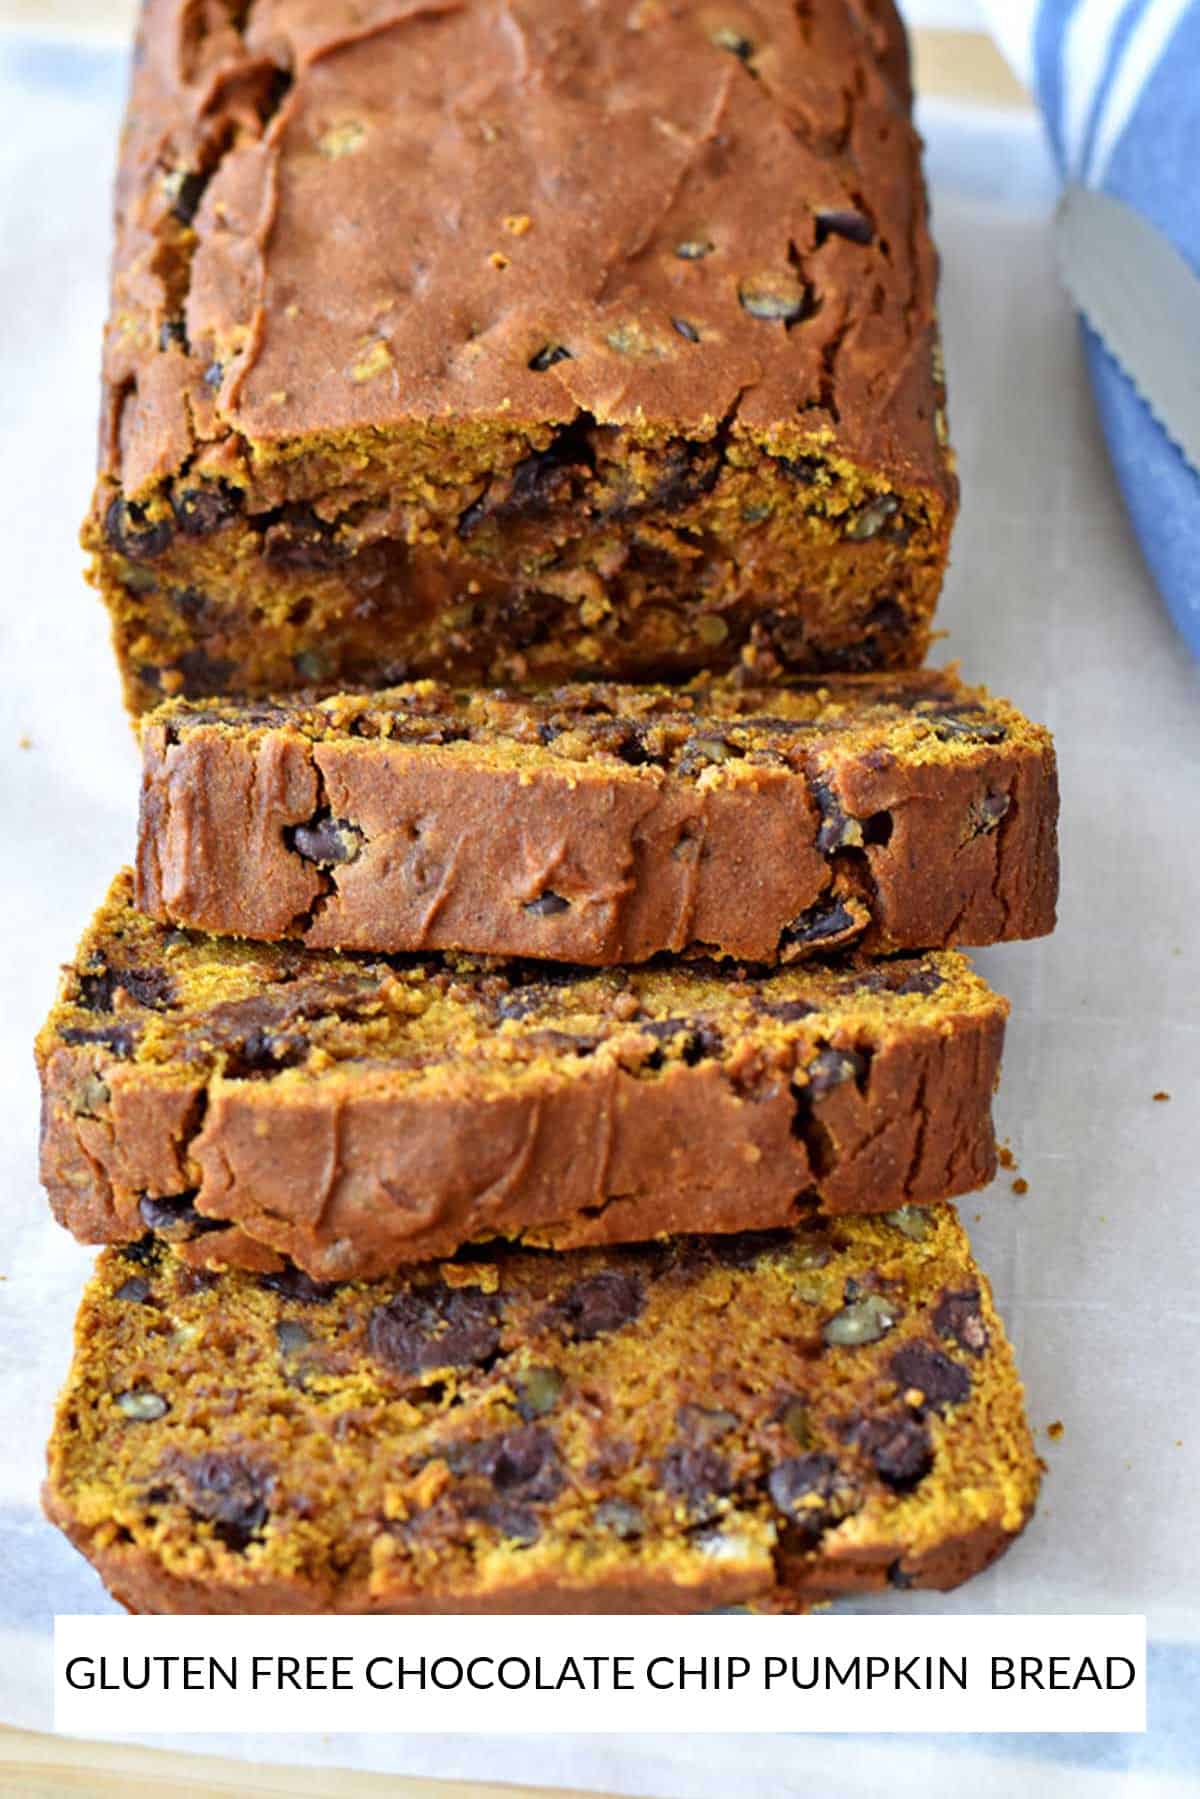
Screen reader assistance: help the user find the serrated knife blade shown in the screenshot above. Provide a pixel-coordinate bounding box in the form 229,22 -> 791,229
1056,184 -> 1200,480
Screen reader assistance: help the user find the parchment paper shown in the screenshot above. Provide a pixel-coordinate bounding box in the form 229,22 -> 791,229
0,34 -> 1196,1793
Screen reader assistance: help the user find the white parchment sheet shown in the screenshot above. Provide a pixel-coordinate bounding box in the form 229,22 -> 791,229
0,37 -> 1196,1795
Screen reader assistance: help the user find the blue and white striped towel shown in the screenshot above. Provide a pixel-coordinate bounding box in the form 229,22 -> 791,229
980,0 -> 1200,660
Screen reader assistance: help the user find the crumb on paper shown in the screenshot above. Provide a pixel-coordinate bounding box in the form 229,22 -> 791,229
1012,1178 -> 1029,1196
17,734 -> 31,750
997,1144 -> 1015,1170
1046,1421 -> 1064,1442
1153,1091 -> 1171,1103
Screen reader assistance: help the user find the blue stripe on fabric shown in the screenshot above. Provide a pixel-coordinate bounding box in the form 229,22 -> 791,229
1101,4 -> 1200,264
1085,324 -> 1200,658
1078,0 -> 1151,177
1034,0 -> 1082,167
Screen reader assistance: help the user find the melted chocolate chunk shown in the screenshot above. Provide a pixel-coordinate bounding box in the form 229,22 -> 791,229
891,1342 -> 971,1411
173,482 -> 242,537
802,1046 -> 867,1099
59,1021 -> 139,1056
138,1193 -> 224,1241
262,503 -> 346,569
781,897 -> 863,949
845,1412 -> 933,1490
76,961 -> 173,1013
451,1424 -> 563,1545
105,496 -> 173,561
544,1270 -> 644,1341
696,1227 -> 794,1271
767,1452 -> 843,1535
368,1286 -> 502,1375
114,1276 -> 152,1305
815,207 -> 874,245
160,1450 -> 272,1551
639,1017 -> 724,1065
259,1266 -> 341,1305
930,711 -> 1008,745
660,1441 -> 733,1518
287,812 -> 364,866
933,1287 -> 990,1356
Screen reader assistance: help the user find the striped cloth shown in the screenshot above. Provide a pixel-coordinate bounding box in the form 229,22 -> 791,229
981,0 -> 1200,659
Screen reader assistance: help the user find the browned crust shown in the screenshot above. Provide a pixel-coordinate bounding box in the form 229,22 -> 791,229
135,696 -> 1058,966
40,1001 -> 1005,1280
44,1492 -> 1027,1615
85,0 -> 956,710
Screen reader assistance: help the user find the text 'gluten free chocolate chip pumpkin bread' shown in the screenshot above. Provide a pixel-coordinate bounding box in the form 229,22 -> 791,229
137,668 -> 1058,964
38,872 -> 1008,1277
85,0 -> 954,713
43,1209 -> 1040,1615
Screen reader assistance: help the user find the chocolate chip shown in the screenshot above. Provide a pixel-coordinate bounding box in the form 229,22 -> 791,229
802,1046 -> 867,1098
263,504 -> 345,570
699,1228 -> 794,1270
546,1270 -> 644,1341
639,1017 -> 724,1065
823,1292 -> 896,1348
105,496 -> 173,561
117,1390 -> 168,1422
119,1235 -> 162,1270
162,1450 -> 272,1550
594,1497 -> 645,1538
524,891 -> 570,916
815,208 -> 874,246
287,812 -> 364,867
173,482 -> 242,537
891,1342 -> 970,1412
780,897 -> 863,949
118,967 -> 175,1010
760,997 -> 817,1023
888,1559 -> 916,1590
138,1193 -> 224,1241
845,1413 -> 933,1490
675,238 -> 714,259
845,495 -> 901,541
810,778 -> 864,853
768,1453 -> 841,1533
933,1287 -> 989,1357
515,1366 -> 564,1419
966,792 -> 1011,837
929,711 -> 1008,745
451,1424 -> 563,1543
672,317 -> 701,342
889,965 -> 945,997
369,1286 -> 502,1375
528,344 -> 572,371
660,1441 -> 732,1518
176,646 -> 235,696
114,1277 -> 152,1304
170,168 -> 206,225
778,455 -> 825,483
259,1266 -> 341,1305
